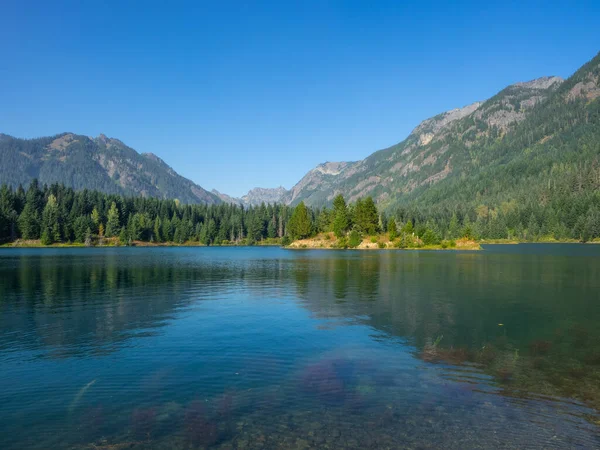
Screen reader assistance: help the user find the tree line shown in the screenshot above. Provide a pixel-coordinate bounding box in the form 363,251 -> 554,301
0,180 -> 293,246
1,178 -> 600,247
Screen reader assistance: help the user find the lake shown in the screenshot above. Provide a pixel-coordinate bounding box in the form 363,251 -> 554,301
0,245 -> 599,449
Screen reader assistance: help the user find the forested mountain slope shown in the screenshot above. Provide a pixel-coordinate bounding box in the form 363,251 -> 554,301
0,133 -> 220,204
285,52 -> 600,216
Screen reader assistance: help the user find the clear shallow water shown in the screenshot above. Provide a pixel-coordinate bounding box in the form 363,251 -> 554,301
0,245 -> 599,449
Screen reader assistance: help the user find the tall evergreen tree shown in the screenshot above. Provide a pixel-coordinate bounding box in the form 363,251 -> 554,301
332,194 -> 349,238
41,194 -> 61,245
288,201 -> 312,239
105,202 -> 120,237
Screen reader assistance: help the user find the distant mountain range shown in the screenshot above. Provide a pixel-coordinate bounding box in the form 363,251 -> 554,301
1,51 -> 599,210
0,133 -> 220,204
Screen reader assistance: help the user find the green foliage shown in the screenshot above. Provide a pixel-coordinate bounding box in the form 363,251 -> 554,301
105,202 -> 120,237
421,228 -> 440,246
288,201 -> 312,239
334,236 -> 348,249
41,194 -> 61,244
387,217 -> 397,240
348,230 -> 361,248
119,226 -> 128,245
332,194 -> 349,238
0,180 -> 297,247
0,133 -> 222,205
353,197 -> 379,235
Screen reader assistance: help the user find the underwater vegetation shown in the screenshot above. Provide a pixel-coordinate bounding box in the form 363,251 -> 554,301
418,326 -> 600,414
183,400 -> 219,447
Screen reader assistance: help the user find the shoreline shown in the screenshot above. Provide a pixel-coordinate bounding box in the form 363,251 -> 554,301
1,238 -> 596,250
0,239 -> 282,249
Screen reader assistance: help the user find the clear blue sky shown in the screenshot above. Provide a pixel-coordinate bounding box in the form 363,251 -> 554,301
2,1 -> 599,197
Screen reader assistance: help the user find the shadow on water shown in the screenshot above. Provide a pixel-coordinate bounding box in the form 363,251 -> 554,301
0,246 -> 599,449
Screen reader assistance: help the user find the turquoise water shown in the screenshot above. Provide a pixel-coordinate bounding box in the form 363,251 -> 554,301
0,245 -> 599,449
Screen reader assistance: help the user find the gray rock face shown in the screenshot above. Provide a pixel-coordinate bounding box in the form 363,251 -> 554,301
242,186 -> 288,206
0,133 -> 221,205
211,189 -> 243,205
212,186 -> 290,206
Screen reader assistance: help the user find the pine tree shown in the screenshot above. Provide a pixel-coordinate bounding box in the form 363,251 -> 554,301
91,207 -> 100,233
18,181 -> 43,239
448,213 -> 460,239
354,197 -> 378,235
153,216 -> 162,242
288,201 -> 311,239
41,194 -> 61,244
267,217 -> 277,239
332,194 -> 349,238
387,217 -> 397,240
119,226 -> 128,245
105,202 -> 120,237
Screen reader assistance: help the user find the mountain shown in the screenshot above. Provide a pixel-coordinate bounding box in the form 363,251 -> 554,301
0,133 -> 220,204
282,71 -> 579,209
241,186 -> 288,206
211,189 -> 243,205
212,186 -> 289,206
2,52 -> 598,214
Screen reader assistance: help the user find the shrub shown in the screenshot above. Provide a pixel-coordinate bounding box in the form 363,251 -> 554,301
40,230 -> 52,245
335,237 -> 348,249
348,230 -> 361,248
377,242 -> 386,249
422,228 -> 440,246
370,236 -> 378,243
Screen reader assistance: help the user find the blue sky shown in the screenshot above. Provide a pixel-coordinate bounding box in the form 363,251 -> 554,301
2,1 -> 599,197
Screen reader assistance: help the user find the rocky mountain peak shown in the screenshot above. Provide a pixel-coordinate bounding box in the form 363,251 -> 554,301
513,76 -> 564,90
314,161 -> 350,176
241,186 -> 289,206
411,101 -> 483,143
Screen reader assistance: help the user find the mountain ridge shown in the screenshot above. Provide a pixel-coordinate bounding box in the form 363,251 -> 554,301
1,52 -> 598,211
0,132 -> 220,204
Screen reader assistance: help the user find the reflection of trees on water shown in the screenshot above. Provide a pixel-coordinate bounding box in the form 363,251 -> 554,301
289,251 -> 600,412
290,252 -> 600,352
1,249 -> 600,406
0,251 -> 248,357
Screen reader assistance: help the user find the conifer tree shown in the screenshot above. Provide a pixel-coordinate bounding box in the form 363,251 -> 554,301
332,194 -> 349,238
387,217 -> 397,240
288,201 -> 311,239
41,194 -> 61,244
105,202 -> 120,237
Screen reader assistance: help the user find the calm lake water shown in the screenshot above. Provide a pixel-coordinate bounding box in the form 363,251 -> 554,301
0,245 -> 599,449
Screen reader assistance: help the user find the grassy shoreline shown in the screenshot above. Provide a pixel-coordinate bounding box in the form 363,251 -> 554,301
287,233 -> 481,250
286,233 -> 599,250
0,238 -> 282,249
1,237 -> 596,249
